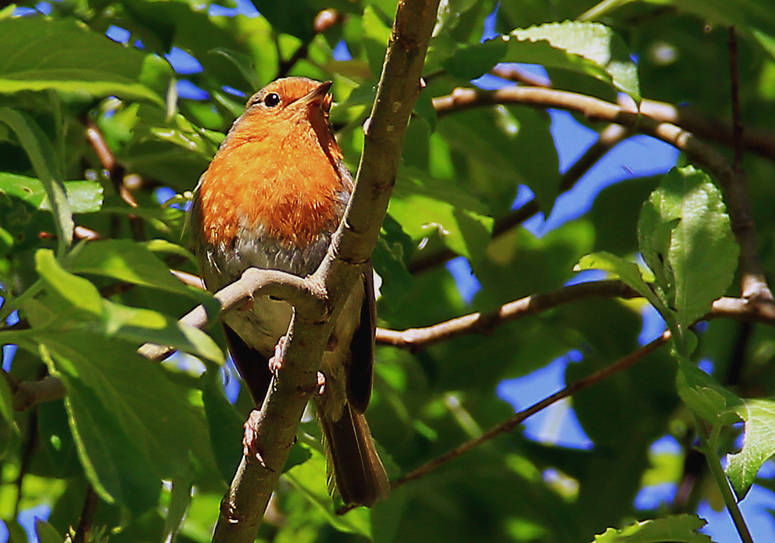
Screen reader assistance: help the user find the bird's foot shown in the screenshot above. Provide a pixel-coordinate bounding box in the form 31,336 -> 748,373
267,335 -> 288,375
242,409 -> 274,471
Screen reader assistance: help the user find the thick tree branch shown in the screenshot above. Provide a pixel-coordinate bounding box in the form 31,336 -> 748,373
138,267 -> 325,361
393,331 -> 671,488
433,86 -> 773,300
210,1 -> 440,541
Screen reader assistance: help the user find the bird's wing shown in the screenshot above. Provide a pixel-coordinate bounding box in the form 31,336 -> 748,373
223,324 -> 274,405
346,263 -> 376,414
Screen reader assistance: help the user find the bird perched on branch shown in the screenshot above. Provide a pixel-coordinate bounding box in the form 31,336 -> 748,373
189,77 -> 390,508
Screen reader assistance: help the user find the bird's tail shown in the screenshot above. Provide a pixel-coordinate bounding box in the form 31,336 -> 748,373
318,403 -> 390,508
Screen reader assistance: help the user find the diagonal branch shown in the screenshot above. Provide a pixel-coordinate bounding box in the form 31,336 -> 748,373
392,331 -> 671,488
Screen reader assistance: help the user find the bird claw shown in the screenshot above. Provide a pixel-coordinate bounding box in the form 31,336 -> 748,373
243,410 -> 274,471
268,335 -> 288,375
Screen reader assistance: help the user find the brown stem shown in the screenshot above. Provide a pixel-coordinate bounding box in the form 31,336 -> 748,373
392,332 -> 670,488
84,118 -> 146,241
494,63 -> 775,163
377,280 -> 638,351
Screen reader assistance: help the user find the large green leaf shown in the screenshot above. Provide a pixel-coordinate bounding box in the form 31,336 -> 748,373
0,173 -> 102,214
34,249 -> 223,363
35,331 -> 204,513
0,18 -> 164,104
0,108 -> 72,253
65,239 -> 193,295
638,166 -> 738,333
505,21 -> 641,102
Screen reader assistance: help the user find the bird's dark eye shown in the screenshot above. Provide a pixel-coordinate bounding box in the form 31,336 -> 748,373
264,93 -> 281,108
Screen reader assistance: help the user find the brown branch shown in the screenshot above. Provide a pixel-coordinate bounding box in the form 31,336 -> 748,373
210,1 -> 440,541
376,276 -> 775,352
433,86 -> 773,301
84,118 -> 145,241
392,331 -> 670,488
407,123 -> 629,274
4,372 -> 67,411
139,267 -> 324,362
377,280 -> 638,350
493,64 -> 775,163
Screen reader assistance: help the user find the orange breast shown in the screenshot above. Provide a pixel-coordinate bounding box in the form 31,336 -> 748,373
197,121 -> 345,249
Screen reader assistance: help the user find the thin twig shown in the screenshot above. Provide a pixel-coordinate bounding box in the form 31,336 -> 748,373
493,63 -> 775,162
84,118 -> 145,241
392,331 -> 670,488
696,417 -> 755,543
407,123 -> 629,274
377,280 -> 638,350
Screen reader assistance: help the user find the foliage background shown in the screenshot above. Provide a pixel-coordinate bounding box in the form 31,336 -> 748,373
1,0 -> 775,542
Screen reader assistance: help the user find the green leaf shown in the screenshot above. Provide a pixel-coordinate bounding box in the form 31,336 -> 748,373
36,248 -> 103,316
592,514 -> 712,543
66,239 -> 192,295
436,105 -> 559,215
37,331 -> 205,513
726,399 -> 775,499
0,109 -> 72,253
638,166 -> 738,332
201,370 -> 245,482
0,174 -> 102,214
442,38 -> 508,80
0,18 -> 164,104
507,21 -> 641,102
641,0 -> 775,44
574,251 -> 670,317
34,519 -> 62,543
389,169 -> 494,268
162,478 -> 193,543
676,357 -> 742,424
283,446 -> 372,536
35,248 -> 224,363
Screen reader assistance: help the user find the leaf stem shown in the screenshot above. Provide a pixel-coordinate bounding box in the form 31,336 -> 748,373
578,0 -> 632,21
695,415 -> 754,543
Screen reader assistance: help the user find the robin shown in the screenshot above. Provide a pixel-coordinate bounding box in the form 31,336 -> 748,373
189,77 -> 390,508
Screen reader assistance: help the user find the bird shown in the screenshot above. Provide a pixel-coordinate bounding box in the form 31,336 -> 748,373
188,77 -> 390,508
